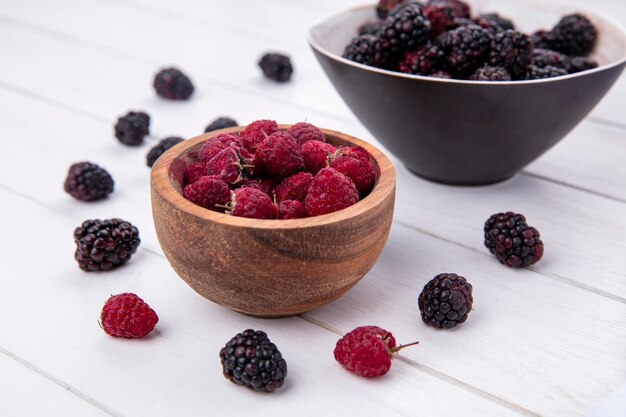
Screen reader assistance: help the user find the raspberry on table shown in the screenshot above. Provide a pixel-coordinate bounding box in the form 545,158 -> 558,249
301,141 -> 337,174
184,161 -> 206,185
153,67 -> 194,100
146,137 -> 184,167
547,14 -> 597,57
398,41 -> 446,75
379,3 -> 431,53
470,66 -> 511,81
240,119 -> 278,153
328,148 -> 376,196
418,273 -> 473,329
64,162 -> 114,201
274,172 -> 313,203
219,329 -> 287,392
73,218 -> 140,271
205,117 -> 238,133
258,53 -> 293,82
114,111 -> 150,146
304,167 -> 359,216
524,65 -> 568,80
278,200 -> 308,219
199,133 -> 243,164
488,30 -> 532,79
226,188 -> 278,219
183,175 -> 231,211
484,211 -> 544,267
253,131 -> 305,179
205,145 -> 253,184
100,293 -> 158,338
439,24 -> 493,74
287,122 -> 326,146
342,34 -> 391,68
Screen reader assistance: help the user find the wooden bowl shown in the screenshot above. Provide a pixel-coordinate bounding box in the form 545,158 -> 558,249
150,126 -> 396,318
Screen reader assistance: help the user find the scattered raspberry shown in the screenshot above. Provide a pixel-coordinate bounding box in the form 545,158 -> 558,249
334,326 -> 419,377
287,122 -> 326,146
205,117 -> 238,133
418,273 -> 473,329
254,131 -> 305,179
274,172 -> 313,203
240,120 -> 278,153
301,141 -> 337,174
258,53 -> 293,82
226,188 -> 278,219
329,148 -> 376,196
484,211 -> 544,267
146,137 -> 184,167
153,67 -> 194,100
423,1 -> 456,36
114,111 -> 150,146
183,176 -> 231,211
199,133 -> 243,164
278,200 -> 308,219
205,145 -> 253,184
305,167 -> 359,216
73,218 -> 140,271
184,161 -> 205,185
100,293 -> 158,338
64,162 -> 114,201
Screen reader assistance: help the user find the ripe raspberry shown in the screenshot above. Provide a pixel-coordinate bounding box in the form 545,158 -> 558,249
184,161 -> 205,185
334,326 -> 419,377
274,172 -> 313,203
153,67 -> 194,100
484,211 -> 544,267
114,111 -> 150,146
64,162 -> 114,201
241,120 -> 278,153
258,53 -> 293,83
146,137 -> 184,167
73,218 -> 140,271
236,178 -> 277,197
379,3 -> 431,53
205,145 -> 253,184
301,141 -> 337,174
254,131 -> 304,179
329,148 -> 376,196
398,41 -> 446,75
100,293 -> 158,338
183,176 -> 231,211
418,273 -> 473,329
278,200 -> 308,219
199,133 -> 243,164
423,1 -> 456,36
287,122 -> 326,146
205,117 -> 238,133
305,167 -> 359,216
226,188 -> 278,219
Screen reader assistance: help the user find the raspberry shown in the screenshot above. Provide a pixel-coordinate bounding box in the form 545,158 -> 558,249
329,148 -> 376,196
199,133 -> 243,164
64,162 -> 114,201
398,41 -> 446,75
484,211 -> 544,267
547,14 -> 597,57
379,3 -> 431,53
258,53 -> 293,82
73,218 -> 140,271
418,273 -> 473,329
184,161 -> 205,185
114,111 -> 150,146
153,67 -> 194,100
226,188 -> 278,219
205,117 -> 238,133
524,65 -> 567,80
429,0 -> 470,19
183,176 -> 231,211
241,120 -> 278,153
342,35 -> 391,68
301,141 -> 337,174
274,172 -> 313,203
474,13 -> 515,33
567,56 -> 598,74
278,200 -> 308,219
470,66 -> 511,81
358,21 -> 382,36
439,25 -> 492,74
146,137 -> 184,167
219,329 -> 287,392
334,326 -> 419,377
488,30 -> 532,79
100,293 -> 158,338
423,1 -> 456,36
287,122 -> 326,146
205,145 -> 253,184
236,178 -> 276,197
376,0 -> 407,19
530,48 -> 569,70
254,131 -> 304,179
305,167 -> 359,216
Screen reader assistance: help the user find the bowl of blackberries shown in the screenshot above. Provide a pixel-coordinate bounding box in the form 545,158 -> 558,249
309,0 -> 626,185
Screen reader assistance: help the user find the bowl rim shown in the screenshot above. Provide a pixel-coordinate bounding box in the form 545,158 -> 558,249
308,3 -> 626,86
150,125 -> 396,230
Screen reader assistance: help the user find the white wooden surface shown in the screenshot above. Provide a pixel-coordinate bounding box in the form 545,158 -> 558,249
0,0 -> 625,416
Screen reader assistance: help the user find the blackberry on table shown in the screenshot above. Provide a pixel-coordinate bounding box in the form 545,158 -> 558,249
470,66 -> 511,81
146,137 -> 184,167
524,64 -> 568,80
258,53 -> 293,82
418,273 -> 473,329
439,24 -> 492,74
379,3 -> 431,53
484,211 -> 544,267
73,218 -> 140,271
64,162 -> 114,201
343,34 -> 390,68
398,41 -> 446,75
114,111 -> 150,146
547,14 -> 597,57
153,68 -> 194,100
488,30 -> 532,79
205,117 -> 238,133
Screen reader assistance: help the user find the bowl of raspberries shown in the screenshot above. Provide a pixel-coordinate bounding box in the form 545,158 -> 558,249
150,120 -> 396,317
309,0 -> 626,185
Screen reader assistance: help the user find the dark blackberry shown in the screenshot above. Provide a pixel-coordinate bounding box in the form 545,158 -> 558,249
524,64 -> 568,80
358,21 -> 382,36
379,3 -> 431,53
64,162 -> 114,201
376,0 -> 408,19
73,218 -> 140,272
258,53 -> 293,82
428,0 -> 470,19
567,56 -> 598,74
422,1 -> 456,36
488,30 -> 532,79
474,13 -> 515,33
531,30 -> 551,50
530,48 -> 569,70
484,211 -> 544,267
153,68 -> 194,100
146,137 -> 184,167
114,111 -> 150,146
205,117 -> 238,133
470,66 -> 511,81
343,34 -> 390,68
219,329 -> 287,393
398,41 -> 445,75
439,25 -> 492,74
548,14 -> 597,56
418,273 -> 473,329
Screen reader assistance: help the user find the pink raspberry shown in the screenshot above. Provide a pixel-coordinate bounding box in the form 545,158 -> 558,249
274,172 -> 313,203
240,119 -> 278,153
227,188 -> 278,219
254,131 -> 305,179
205,145 -> 253,184
236,178 -> 276,197
287,122 -> 326,146
301,141 -> 337,174
304,167 -> 359,216
184,161 -> 205,185
183,175 -> 231,211
199,133 -> 242,163
329,148 -> 376,196
278,200 -> 308,219
100,293 -> 159,338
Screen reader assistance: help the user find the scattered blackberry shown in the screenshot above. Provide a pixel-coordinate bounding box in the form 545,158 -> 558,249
470,66 -> 511,81
379,3 -> 431,53
548,14 -> 597,57
474,13 -> 515,33
219,329 -> 287,393
376,0 -> 407,19
153,68 -> 194,100
524,64 -> 568,80
484,211 -> 544,267
358,21 -> 382,36
114,111 -> 150,146
205,117 -> 238,133
146,137 -> 184,167
423,1 -> 456,36
73,218 -> 140,271
418,273 -> 473,329
428,0 -> 470,19
567,56 -> 598,74
488,30 -> 532,79
258,53 -> 293,82
439,25 -> 492,74
343,34 -> 390,68
530,48 -> 569,70
64,162 -> 114,201
398,41 -> 446,75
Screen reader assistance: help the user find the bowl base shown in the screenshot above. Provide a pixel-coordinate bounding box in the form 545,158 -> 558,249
405,165 -> 517,186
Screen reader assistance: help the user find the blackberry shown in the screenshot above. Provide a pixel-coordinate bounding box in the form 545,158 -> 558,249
530,48 -> 569,70
474,13 -> 515,33
64,162 -> 114,201
114,111 -> 150,146
470,66 -> 511,81
376,0 -> 407,19
205,117 -> 238,133
146,137 -> 184,167
358,21 -> 382,36
524,64 -> 568,80
548,14 -> 597,57
567,56 -> 598,74
73,218 -> 140,272
531,30 -> 551,50
488,30 -> 532,79
343,34 -> 390,68
428,0 -> 470,19
398,41 -> 445,75
439,25 -> 492,74
153,68 -> 194,100
422,1 -> 456,36
431,70 -> 453,79
484,211 -> 544,267
418,273 -> 473,329
379,3 -> 431,53
258,53 -> 293,82
219,329 -> 287,393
